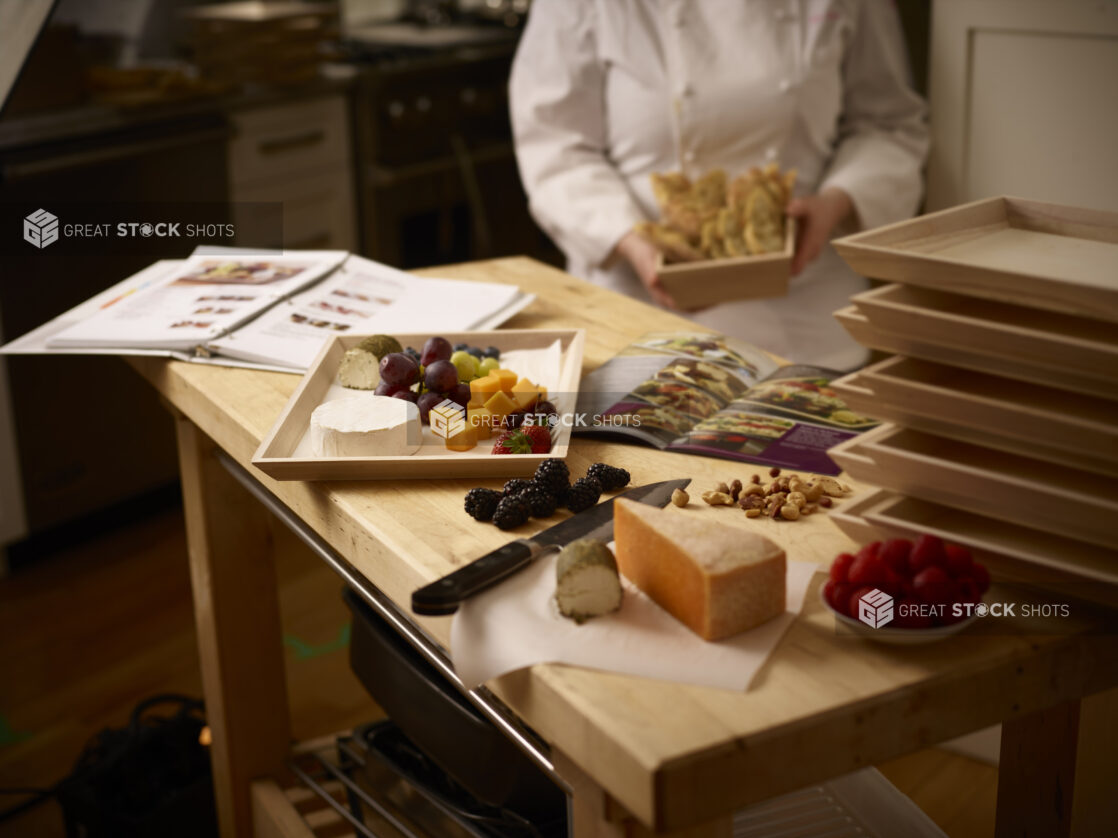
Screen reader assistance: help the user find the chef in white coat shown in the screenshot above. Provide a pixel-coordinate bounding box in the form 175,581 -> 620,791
510,0 -> 929,370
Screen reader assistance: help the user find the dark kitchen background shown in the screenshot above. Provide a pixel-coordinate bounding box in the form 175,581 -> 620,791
0,0 -> 931,559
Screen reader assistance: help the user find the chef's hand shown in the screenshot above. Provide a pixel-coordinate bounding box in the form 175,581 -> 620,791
785,187 -> 854,277
615,230 -> 679,309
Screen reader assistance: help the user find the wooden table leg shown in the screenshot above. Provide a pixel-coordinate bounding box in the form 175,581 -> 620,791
177,419 -> 292,837
555,750 -> 732,838
996,686 -> 1118,838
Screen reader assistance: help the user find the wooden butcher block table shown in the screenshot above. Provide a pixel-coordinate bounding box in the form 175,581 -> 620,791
127,257 -> 1118,838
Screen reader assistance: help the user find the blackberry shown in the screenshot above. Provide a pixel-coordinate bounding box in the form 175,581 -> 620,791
566,477 -> 602,513
492,495 -> 531,530
464,488 -> 502,522
521,483 -> 558,518
503,478 -> 534,497
586,463 -> 630,492
534,458 -> 570,496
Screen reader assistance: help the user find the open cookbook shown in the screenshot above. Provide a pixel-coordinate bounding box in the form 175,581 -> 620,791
575,332 -> 877,475
2,248 -> 533,373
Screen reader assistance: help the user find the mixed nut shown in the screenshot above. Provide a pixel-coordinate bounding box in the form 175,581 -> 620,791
699,467 -> 850,522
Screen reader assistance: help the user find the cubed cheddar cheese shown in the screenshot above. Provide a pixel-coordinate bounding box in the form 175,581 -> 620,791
467,407 -> 495,440
493,369 -> 519,390
445,425 -> 477,452
483,390 -> 518,418
470,375 -> 501,397
511,377 -> 539,410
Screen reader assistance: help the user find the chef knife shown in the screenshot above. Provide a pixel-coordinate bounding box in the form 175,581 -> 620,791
411,478 -> 690,616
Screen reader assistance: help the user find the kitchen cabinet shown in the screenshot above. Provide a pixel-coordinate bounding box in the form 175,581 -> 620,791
228,93 -> 358,251
927,0 -> 1118,212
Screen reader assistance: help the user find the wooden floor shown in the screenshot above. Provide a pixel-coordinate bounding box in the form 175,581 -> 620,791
0,501 -> 998,837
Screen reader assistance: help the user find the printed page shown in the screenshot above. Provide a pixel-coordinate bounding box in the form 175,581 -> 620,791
47,252 -> 347,352
209,255 -> 528,370
575,331 -> 779,447
667,364 -> 878,475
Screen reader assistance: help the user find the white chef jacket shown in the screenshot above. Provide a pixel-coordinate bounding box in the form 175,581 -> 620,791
510,0 -> 929,370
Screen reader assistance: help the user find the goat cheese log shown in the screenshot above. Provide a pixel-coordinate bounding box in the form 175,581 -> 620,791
555,539 -> 623,624
613,499 -> 785,640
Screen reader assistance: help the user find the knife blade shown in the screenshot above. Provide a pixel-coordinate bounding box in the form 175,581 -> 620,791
411,478 -> 690,616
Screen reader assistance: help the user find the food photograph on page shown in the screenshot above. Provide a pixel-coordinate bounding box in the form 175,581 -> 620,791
1,2 -> 1115,837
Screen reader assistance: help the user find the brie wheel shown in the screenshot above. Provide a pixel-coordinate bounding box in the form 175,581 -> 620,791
310,394 -> 420,457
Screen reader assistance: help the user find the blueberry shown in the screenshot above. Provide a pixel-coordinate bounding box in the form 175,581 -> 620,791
484,345 -> 501,358
454,342 -> 469,351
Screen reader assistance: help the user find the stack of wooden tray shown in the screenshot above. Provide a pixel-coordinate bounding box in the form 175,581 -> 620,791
827,196 -> 1118,606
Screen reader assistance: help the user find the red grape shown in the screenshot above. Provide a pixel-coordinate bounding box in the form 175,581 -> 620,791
420,336 -> 452,367
417,391 -> 443,424
379,352 -> 419,388
424,360 -> 459,394
374,380 -> 404,396
391,390 -> 418,404
450,382 -> 471,407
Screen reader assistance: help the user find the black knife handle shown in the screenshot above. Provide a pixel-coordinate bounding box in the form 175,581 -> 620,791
411,539 -> 549,616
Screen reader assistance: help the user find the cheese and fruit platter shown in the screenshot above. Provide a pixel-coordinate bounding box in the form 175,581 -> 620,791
253,328 -> 584,479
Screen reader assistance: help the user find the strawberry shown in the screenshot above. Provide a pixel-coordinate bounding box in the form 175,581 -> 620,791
829,552 -> 856,583
490,426 -> 551,455
909,534 -> 948,574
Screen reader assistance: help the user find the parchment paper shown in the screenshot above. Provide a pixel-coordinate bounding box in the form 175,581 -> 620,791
451,549 -> 815,692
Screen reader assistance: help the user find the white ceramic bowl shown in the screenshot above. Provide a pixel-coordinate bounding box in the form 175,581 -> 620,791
819,587 -> 979,645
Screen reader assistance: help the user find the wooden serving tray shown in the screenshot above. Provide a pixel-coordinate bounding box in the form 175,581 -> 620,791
829,372 -> 1118,479
253,329 -> 585,480
657,220 -> 794,310
833,306 -> 1118,400
848,284 -> 1118,399
829,425 -> 1118,550
848,356 -> 1118,467
828,489 -> 1118,608
833,196 -> 1118,322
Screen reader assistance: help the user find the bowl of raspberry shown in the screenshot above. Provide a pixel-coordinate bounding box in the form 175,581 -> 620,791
820,534 -> 991,644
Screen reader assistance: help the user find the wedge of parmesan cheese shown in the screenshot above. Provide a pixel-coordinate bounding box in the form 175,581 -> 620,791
555,539 -> 622,624
310,395 -> 420,457
613,499 -> 785,640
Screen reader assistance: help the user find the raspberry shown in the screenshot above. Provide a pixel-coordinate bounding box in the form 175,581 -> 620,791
910,534 -> 947,574
829,552 -> 856,583
847,586 -> 879,622
944,543 -> 974,577
847,553 -> 888,588
969,562 -> 991,594
823,579 -> 854,616
879,539 -> 913,575
912,566 -> 957,605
